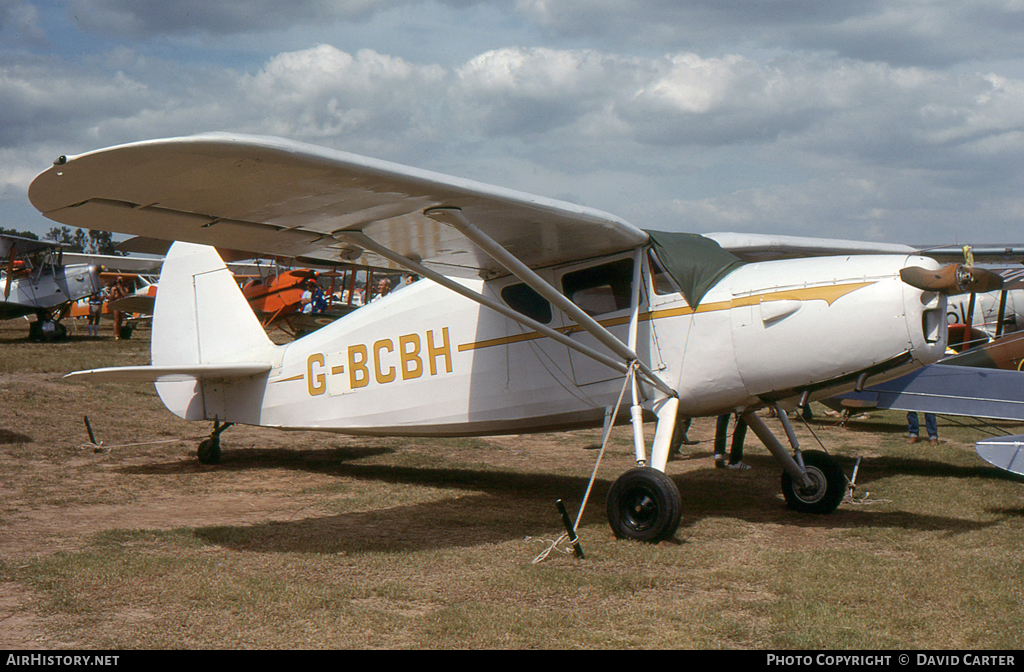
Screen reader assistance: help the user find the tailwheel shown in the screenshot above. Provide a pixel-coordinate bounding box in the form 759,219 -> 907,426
197,437 -> 221,465
197,419 -> 233,465
780,450 -> 846,514
607,467 -> 682,543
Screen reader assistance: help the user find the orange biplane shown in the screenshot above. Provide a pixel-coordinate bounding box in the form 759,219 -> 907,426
241,265 -> 405,337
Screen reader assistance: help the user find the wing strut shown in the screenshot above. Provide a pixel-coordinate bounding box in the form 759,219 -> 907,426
333,231 -> 631,377
422,207 -> 676,399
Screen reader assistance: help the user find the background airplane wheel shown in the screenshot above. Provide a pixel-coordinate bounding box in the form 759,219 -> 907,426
780,450 -> 846,513
197,438 -> 221,465
607,467 -> 682,542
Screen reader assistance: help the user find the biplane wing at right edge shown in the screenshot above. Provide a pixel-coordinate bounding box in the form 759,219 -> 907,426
834,331 -> 1024,477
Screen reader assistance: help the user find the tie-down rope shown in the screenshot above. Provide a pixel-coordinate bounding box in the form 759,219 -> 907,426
529,361 -> 638,563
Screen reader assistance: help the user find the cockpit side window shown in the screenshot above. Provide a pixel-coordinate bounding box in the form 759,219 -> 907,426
647,249 -> 682,296
561,258 -> 634,316
501,282 -> 553,324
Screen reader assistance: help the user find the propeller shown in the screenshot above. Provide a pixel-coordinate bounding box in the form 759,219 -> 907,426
900,263 -> 1004,295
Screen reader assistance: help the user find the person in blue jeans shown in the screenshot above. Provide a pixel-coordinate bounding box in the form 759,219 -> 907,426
907,412 -> 938,445
714,413 -> 750,469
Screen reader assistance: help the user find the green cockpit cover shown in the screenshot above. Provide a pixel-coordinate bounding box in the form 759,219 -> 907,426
645,230 -> 745,308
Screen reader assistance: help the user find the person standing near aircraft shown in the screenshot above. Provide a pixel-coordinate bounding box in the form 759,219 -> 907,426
87,286 -> 106,337
907,412 -> 938,445
300,279 -> 326,315
714,413 -> 750,469
109,276 -> 129,339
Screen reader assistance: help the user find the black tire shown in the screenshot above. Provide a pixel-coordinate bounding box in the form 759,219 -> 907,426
28,321 -> 67,342
607,467 -> 683,542
780,450 -> 846,514
197,438 -> 221,465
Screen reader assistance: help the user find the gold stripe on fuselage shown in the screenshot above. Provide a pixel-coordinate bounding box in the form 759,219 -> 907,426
456,281 -> 875,353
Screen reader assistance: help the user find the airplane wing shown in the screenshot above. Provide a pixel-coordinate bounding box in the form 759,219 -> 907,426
975,435 -> 1024,476
834,364 -> 1024,421
917,245 -> 1024,265
707,233 -> 1024,264
64,362 -> 272,383
61,252 -> 163,273
996,267 -> 1024,292
108,295 -> 156,315
0,234 -> 63,258
29,133 -> 647,279
705,232 -> 918,262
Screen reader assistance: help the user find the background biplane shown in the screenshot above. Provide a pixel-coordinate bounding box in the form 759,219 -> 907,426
0,234 -> 103,341
113,236 -> 403,338
944,266 -> 1024,352
28,133 -> 1013,543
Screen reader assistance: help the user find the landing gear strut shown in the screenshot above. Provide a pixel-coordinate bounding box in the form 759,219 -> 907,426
197,419 -> 233,465
743,406 -> 846,514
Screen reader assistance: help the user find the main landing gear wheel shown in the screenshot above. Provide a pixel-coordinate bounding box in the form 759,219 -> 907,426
197,438 -> 221,465
780,450 -> 846,514
607,467 -> 683,543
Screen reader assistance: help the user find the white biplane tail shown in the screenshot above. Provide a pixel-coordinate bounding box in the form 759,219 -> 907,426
66,242 -> 276,421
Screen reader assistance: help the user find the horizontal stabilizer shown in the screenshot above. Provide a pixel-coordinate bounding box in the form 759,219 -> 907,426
975,435 -> 1024,476
65,362 -> 271,383
836,364 -> 1024,421
108,295 -> 156,314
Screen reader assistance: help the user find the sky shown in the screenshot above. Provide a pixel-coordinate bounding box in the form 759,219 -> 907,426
2,0 -> 1024,247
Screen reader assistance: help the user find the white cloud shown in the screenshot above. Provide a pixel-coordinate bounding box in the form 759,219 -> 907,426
453,47 -> 635,136
237,45 -> 447,152
5,24 -> 1024,243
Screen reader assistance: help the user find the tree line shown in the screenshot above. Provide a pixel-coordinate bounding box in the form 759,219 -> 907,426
0,226 -> 122,255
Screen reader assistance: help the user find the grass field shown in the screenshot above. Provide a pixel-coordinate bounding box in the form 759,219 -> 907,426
1,318 -> 1023,649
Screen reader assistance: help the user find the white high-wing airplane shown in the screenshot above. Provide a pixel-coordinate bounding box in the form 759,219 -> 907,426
28,133 -> 999,543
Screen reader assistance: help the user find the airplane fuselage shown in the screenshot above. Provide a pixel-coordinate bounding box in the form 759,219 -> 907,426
0,263 -> 102,320
947,289 -> 1024,335
173,250 -> 947,436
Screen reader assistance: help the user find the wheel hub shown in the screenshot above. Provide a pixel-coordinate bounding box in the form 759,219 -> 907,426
624,489 -> 659,531
796,466 -> 827,503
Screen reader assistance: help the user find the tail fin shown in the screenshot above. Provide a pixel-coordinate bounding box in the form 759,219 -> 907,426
152,242 -> 275,420
152,242 -> 273,367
